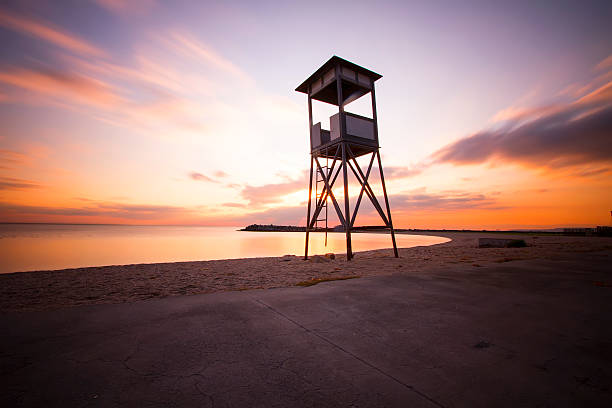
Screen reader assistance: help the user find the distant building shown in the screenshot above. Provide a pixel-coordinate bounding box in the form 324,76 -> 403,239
563,228 -> 594,235
562,227 -> 612,236
596,226 -> 612,236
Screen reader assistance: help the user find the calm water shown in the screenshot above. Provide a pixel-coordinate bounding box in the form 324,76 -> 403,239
0,224 -> 449,274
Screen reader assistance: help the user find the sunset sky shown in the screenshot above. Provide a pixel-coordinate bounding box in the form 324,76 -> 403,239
0,0 -> 610,229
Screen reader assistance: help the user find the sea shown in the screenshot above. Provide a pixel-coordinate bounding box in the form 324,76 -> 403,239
0,224 -> 449,274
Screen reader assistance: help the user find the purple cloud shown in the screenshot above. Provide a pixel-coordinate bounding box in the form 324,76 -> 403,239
431,83 -> 612,173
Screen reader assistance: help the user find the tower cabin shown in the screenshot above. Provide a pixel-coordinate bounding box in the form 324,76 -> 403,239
295,56 -> 382,158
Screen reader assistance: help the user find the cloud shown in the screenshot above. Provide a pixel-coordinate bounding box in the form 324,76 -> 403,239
595,53 -> 612,71
0,64 -> 209,136
95,0 -> 157,16
241,177 -> 306,205
189,172 -> 216,182
491,104 -> 561,123
229,189 -> 505,226
0,27 -> 253,138
232,205 -> 306,226
381,164 -> 426,179
390,189 -> 504,212
161,32 -> 252,83
0,149 -> 28,169
432,80 -> 612,173
0,10 -> 105,57
0,67 -> 122,108
215,170 -> 228,178
60,53 -> 191,94
0,177 -> 41,190
222,202 -> 247,208
575,167 -> 609,178
0,200 -> 191,220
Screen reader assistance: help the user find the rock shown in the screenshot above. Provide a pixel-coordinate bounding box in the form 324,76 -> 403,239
324,253 -> 335,260
310,255 -> 330,263
280,255 -> 296,262
478,238 -> 527,248
474,340 -> 491,349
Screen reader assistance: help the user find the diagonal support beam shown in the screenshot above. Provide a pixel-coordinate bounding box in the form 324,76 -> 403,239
349,151 -> 376,228
346,146 -> 389,227
347,159 -> 389,227
376,149 -> 399,257
312,156 -> 346,228
316,165 -> 341,210
309,164 -> 342,230
315,147 -> 341,210
309,146 -> 341,229
304,155 -> 314,259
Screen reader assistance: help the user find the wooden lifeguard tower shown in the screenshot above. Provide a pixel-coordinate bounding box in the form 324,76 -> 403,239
296,56 -> 398,260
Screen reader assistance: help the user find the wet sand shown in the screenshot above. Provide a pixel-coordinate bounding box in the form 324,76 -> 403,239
1,232 -> 611,312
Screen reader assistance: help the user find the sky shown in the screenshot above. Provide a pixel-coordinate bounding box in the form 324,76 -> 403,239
0,0 -> 610,229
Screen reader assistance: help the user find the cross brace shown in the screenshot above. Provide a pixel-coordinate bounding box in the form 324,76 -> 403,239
304,143 -> 399,260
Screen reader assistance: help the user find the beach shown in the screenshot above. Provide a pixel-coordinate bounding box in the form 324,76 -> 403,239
2,234 -> 611,407
1,231 -> 610,313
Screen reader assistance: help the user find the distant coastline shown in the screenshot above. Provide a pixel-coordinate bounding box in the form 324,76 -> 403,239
1,223 -> 609,236
240,224 -> 612,236
240,224 -> 307,232
239,224 -> 399,232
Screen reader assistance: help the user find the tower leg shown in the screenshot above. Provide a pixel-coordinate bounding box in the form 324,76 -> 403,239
341,143 -> 353,260
377,150 -> 399,258
304,155 -> 314,260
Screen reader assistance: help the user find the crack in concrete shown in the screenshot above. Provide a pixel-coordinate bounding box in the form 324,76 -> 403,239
254,298 -> 447,408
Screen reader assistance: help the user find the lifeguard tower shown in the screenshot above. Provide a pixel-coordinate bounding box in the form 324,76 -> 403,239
296,56 -> 398,260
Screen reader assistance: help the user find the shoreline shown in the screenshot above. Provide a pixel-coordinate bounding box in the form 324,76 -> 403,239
1,231 -> 611,313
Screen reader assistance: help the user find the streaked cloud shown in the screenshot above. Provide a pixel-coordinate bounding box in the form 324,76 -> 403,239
0,200 -> 192,220
161,32 -> 252,83
0,149 -> 28,169
0,67 -> 122,108
233,204 -> 306,226
491,104 -> 561,123
222,202 -> 247,208
432,78 -> 612,173
391,189 -> 504,212
241,177 -> 305,206
0,177 -> 41,190
189,172 -> 216,183
0,10 -> 105,57
595,53 -> 612,71
382,164 -> 426,179
95,0 -> 157,16
229,188 -> 505,226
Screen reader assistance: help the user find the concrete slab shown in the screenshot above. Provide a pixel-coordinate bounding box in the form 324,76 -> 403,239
1,251 -> 611,407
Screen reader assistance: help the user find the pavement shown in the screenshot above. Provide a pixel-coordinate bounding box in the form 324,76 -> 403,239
1,250 -> 611,407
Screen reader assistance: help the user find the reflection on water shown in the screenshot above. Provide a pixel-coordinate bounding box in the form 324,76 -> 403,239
0,224 -> 449,274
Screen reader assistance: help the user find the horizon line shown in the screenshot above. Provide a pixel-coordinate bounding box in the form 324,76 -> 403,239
0,222 -> 600,231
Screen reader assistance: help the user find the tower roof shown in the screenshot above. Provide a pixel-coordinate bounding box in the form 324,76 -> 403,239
295,56 -> 382,94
